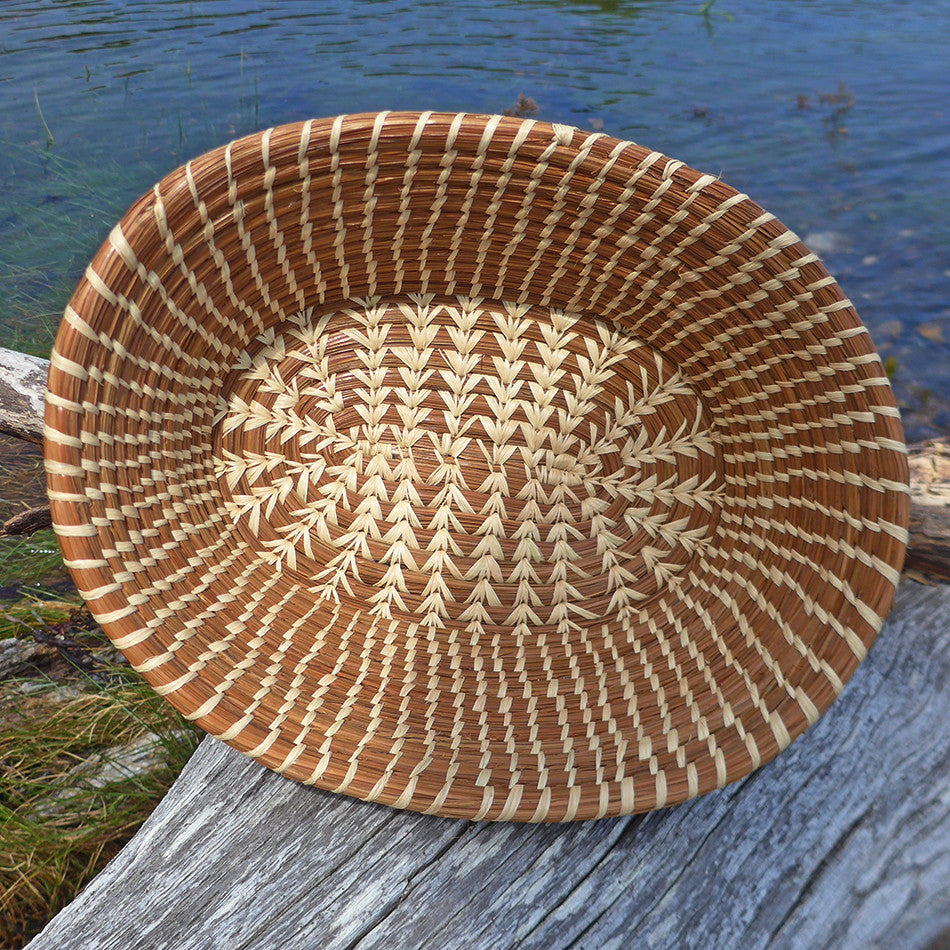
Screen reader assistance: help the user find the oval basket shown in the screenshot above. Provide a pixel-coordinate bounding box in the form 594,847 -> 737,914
45,112 -> 909,822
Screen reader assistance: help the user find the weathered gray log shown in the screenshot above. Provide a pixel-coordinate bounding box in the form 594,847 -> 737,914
0,638 -> 58,680
906,439 -> 950,579
24,580 -> 950,949
0,348 -> 48,445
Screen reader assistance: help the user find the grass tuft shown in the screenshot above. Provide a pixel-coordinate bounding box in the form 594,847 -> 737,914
0,612 -> 200,947
0,593 -> 82,642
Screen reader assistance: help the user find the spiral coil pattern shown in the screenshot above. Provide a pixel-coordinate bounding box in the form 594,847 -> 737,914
45,113 -> 908,820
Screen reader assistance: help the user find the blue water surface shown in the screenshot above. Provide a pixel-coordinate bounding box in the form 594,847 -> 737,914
1,0 -> 948,437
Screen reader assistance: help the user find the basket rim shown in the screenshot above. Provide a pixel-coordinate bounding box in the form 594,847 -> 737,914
44,111 -> 910,822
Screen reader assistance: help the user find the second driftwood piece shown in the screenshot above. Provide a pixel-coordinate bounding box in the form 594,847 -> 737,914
905,438 -> 950,578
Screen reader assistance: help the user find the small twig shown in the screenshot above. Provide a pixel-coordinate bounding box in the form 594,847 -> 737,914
1,504 -> 53,538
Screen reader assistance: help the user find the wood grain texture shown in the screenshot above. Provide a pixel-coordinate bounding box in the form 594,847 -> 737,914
0,347 -> 47,444
27,580 -> 950,950
907,439 -> 950,579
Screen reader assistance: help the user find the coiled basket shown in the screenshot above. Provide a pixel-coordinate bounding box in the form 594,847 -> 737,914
45,112 -> 909,821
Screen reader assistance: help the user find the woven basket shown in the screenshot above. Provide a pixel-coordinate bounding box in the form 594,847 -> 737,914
45,112 -> 909,822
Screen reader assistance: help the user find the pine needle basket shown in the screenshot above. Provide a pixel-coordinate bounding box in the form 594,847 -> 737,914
44,112 -> 910,822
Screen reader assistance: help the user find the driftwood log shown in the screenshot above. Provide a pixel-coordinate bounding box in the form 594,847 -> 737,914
0,348 -> 47,445
906,440 -> 950,579
1,345 -> 948,948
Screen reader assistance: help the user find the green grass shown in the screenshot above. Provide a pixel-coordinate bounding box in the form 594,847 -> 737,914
0,609 -> 200,947
0,592 -> 81,641
0,530 -> 67,591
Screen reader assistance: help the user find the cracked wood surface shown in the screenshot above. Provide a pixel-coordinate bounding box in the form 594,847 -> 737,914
0,347 -> 47,445
906,439 -> 950,579
27,580 -> 950,950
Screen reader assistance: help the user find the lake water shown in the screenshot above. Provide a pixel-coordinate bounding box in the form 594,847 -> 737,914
1,0 -> 948,439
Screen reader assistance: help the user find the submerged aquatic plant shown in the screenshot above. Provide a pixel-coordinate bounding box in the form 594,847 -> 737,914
33,89 -> 54,150
503,94 -> 539,118
696,0 -> 734,25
